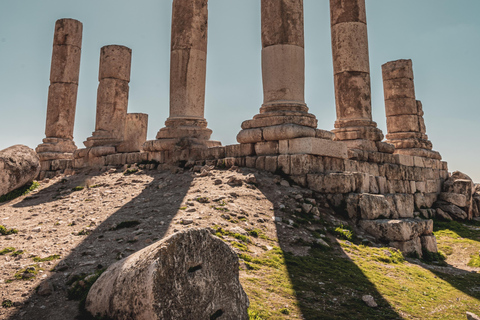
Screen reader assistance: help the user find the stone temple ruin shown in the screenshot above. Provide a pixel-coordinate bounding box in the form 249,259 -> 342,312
33,0 -> 479,257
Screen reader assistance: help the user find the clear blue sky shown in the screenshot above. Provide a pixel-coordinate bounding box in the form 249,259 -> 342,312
0,1 -> 479,181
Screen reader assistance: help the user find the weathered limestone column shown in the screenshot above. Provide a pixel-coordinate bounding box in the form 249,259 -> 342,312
237,0 -> 328,145
330,0 -> 384,151
144,0 -> 220,152
36,19 -> 82,161
84,45 -> 131,148
382,59 -> 441,159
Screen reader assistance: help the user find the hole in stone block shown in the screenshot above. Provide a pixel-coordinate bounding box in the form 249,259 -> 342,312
187,264 -> 202,273
210,309 -> 224,320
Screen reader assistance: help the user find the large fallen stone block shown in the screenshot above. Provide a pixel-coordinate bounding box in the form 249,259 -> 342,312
0,145 -> 40,197
86,228 -> 249,320
434,201 -> 468,220
438,192 -> 467,208
358,218 -> 433,242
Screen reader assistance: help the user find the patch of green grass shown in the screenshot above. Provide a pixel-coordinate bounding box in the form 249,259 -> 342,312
468,253 -> 480,267
279,307 -> 290,315
231,241 -> 249,252
32,254 -> 61,262
0,247 -> 15,255
211,205 -> 229,212
76,229 -> 91,236
196,197 -> 210,203
1,299 -> 13,308
213,226 -> 251,244
438,245 -> 454,255
109,220 -> 140,231
123,168 -> 138,175
434,219 -> 480,240
14,264 -> 42,280
72,186 -> 85,192
0,181 -> 40,203
0,225 -> 18,236
333,225 -> 354,241
179,206 -> 187,210
11,250 -> 24,257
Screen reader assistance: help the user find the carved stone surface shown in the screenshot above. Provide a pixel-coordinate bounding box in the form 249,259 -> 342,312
85,228 -> 249,319
0,145 -> 40,197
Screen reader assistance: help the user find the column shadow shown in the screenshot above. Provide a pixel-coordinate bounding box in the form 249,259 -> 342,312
252,174 -> 402,320
5,167 -> 194,320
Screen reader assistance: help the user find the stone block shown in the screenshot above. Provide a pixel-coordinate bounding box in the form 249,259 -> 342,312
264,156 -> 278,173
53,19 -> 83,47
278,137 -> 348,159
255,156 -> 266,170
376,176 -> 387,194
261,1 -> 304,47
413,156 -> 425,168
50,45 -> 81,83
334,72 -> 372,120
99,45 -> 132,82
369,175 -> 379,194
353,172 -> 369,193
262,124 -> 315,141
290,175 -> 307,188
386,114 -> 420,133
439,192 -> 467,207
255,141 -> 279,155
262,45 -> 305,103
376,141 -> 395,154
358,194 -> 389,220
343,139 -> 378,152
236,128 -> 263,144
245,156 -> 257,168
290,154 -> 320,175
426,179 -> 441,194
345,193 -> 361,219
45,83 -> 78,139
331,22 -> 369,74
382,59 -> 414,81
345,160 -> 358,172
225,144 -> 255,158
316,129 -> 335,140
117,113 -> 148,153
330,0 -> 367,25
323,156 -> 346,173
383,78 -> 416,100
415,181 -> 426,193
385,98 -> 418,116
148,152 -> 166,163
307,173 -> 356,194
89,146 -> 116,157
277,155 -> 291,175
394,154 -> 414,167
390,237 -> 422,257
393,194 -> 415,218
358,218 -> 433,242
420,235 -> 438,253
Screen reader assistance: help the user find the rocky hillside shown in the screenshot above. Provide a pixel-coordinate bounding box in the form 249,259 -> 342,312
0,165 -> 479,319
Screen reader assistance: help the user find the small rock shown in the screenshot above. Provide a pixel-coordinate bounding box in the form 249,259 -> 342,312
273,216 -> 283,223
214,179 -> 223,185
32,227 -> 41,233
280,180 -> 290,187
245,174 -> 257,184
362,295 -> 378,308
37,281 -> 54,296
182,219 -> 193,225
314,238 -> 330,248
302,203 -> 313,214
467,311 -> 480,320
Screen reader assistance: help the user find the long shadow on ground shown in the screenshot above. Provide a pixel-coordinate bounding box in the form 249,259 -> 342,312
254,177 -> 402,320
6,168 -> 194,320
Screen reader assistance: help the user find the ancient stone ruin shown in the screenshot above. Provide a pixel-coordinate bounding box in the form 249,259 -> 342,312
33,0 -> 479,261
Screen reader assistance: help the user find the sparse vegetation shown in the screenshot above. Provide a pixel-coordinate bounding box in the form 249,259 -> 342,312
0,181 -> 40,203
0,247 -> 16,255
2,299 -> 13,308
333,224 -> 354,241
72,186 -> 85,192
123,168 -> 138,175
33,254 -> 61,262
0,225 -> 18,235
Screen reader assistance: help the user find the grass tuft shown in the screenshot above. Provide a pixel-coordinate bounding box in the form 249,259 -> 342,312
0,181 -> 40,203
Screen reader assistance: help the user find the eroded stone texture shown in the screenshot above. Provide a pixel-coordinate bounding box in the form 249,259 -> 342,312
330,0 -> 383,147
117,113 -> 148,153
147,0 -> 220,152
85,228 -> 249,319
237,0 -> 328,146
382,59 -> 441,160
36,19 -> 82,161
84,45 -> 131,148
0,145 -> 40,197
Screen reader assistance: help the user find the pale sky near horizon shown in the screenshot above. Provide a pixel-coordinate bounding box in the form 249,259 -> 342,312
0,1 -> 479,180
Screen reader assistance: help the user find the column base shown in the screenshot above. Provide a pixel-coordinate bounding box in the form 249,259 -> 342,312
333,119 -> 384,143
146,117 -> 220,152
84,130 -> 122,148
36,138 -> 77,161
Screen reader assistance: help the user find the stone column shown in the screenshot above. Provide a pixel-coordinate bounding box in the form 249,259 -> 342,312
84,45 -> 132,148
330,0 -> 384,151
237,0 -> 328,145
36,19 -> 82,160
382,59 -> 441,159
144,0 -> 220,152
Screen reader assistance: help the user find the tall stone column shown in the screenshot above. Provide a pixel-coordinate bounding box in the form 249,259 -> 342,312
382,59 -> 441,159
144,0 -> 220,152
84,45 -> 131,148
237,0 -> 326,145
36,19 -> 82,161
330,0 -> 384,151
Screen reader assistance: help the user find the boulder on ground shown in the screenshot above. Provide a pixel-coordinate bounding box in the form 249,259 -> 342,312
434,201 -> 468,220
0,145 -> 40,197
358,218 -> 433,242
86,228 -> 249,320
